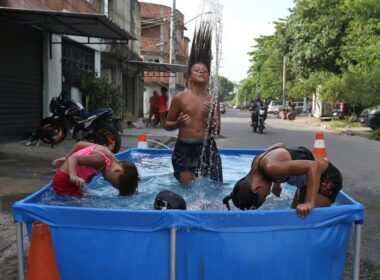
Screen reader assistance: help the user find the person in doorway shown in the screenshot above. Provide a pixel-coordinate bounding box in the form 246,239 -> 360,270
147,90 -> 159,127
223,143 -> 342,217
51,141 -> 139,197
164,22 -> 223,186
158,86 -> 168,127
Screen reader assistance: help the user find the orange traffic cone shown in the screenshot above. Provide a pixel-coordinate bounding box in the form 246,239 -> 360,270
137,133 -> 148,148
26,222 -> 60,280
313,131 -> 327,158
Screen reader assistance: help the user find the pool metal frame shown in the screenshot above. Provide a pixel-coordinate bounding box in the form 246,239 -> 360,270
15,219 -> 363,280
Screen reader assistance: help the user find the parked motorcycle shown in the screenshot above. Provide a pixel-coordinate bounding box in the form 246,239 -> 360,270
37,92 -> 122,153
251,107 -> 266,133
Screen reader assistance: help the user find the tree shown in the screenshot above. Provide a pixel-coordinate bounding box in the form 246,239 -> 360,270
218,75 -> 234,102
285,0 -> 347,77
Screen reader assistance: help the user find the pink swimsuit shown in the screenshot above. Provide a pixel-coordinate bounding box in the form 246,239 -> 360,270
52,145 -> 111,197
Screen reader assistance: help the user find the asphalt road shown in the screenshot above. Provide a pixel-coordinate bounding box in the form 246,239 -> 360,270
218,109 -> 380,278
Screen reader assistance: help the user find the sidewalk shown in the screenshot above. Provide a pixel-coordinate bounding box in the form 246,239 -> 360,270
293,116 -> 373,138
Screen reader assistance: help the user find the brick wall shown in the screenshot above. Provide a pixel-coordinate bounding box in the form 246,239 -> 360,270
0,0 -> 102,13
140,2 -> 188,88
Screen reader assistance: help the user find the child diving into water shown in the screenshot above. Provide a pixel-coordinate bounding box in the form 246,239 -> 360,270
223,143 -> 342,217
52,141 -> 139,197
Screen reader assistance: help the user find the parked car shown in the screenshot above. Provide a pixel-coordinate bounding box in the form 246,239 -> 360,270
292,101 -> 304,114
220,103 -> 226,114
332,102 -> 354,119
359,105 -> 380,130
268,100 -> 286,114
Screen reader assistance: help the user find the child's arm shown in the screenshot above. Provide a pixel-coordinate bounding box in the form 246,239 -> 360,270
271,183 -> 282,197
65,153 -> 105,187
262,159 -> 321,217
52,141 -> 94,167
164,96 -> 191,130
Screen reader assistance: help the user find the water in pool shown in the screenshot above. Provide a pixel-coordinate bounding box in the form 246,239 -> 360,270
40,151 -> 296,210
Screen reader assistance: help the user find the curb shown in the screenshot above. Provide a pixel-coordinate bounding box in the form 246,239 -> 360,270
294,117 -> 371,139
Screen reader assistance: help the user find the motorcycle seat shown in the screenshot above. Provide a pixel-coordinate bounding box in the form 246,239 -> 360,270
76,108 -> 112,119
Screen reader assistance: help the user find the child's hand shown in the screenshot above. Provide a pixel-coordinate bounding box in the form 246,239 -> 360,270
271,183 -> 282,197
70,175 -> 85,188
178,112 -> 191,127
52,157 -> 66,168
201,101 -> 211,116
296,202 -> 314,218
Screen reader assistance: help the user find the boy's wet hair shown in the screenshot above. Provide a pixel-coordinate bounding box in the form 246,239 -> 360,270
153,190 -> 187,210
223,176 -> 263,210
118,160 -> 139,196
161,86 -> 168,93
188,21 -> 212,76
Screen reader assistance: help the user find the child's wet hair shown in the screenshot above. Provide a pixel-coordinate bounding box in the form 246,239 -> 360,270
223,176 -> 263,210
117,160 -> 139,196
153,190 -> 187,210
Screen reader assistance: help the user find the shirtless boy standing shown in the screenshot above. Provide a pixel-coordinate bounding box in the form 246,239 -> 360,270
164,22 -> 222,186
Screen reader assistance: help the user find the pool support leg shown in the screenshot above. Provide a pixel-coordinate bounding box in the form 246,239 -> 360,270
352,221 -> 363,280
16,222 -> 25,280
170,228 -> 177,280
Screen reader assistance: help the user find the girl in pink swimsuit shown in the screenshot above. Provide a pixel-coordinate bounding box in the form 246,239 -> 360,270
52,141 -> 139,197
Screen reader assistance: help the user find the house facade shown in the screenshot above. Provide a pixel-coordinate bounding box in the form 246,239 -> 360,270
139,2 -> 189,116
0,0 -> 140,142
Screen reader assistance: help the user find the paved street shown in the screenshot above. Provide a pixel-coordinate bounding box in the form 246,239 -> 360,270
0,109 -> 379,279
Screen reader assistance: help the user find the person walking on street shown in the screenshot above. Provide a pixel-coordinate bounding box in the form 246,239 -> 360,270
158,86 -> 168,127
148,90 -> 159,127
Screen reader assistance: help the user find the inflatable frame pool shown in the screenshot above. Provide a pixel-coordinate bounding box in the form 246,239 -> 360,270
13,148 -> 364,280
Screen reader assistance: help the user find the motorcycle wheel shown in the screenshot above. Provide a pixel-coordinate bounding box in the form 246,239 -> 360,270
38,118 -> 66,145
93,123 -> 121,153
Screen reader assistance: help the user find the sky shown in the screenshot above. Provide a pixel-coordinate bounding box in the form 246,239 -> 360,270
139,0 -> 295,83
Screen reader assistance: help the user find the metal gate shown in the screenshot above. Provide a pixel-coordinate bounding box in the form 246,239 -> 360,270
0,21 -> 42,142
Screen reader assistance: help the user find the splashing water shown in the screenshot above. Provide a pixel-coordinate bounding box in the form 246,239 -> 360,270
40,152 -> 296,211
196,0 -> 224,181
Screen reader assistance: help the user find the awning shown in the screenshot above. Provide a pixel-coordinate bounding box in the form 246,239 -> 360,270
0,7 -> 136,41
127,60 -> 187,74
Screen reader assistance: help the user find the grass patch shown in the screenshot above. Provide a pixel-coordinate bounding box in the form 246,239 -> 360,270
369,128 -> 380,141
330,116 -> 361,128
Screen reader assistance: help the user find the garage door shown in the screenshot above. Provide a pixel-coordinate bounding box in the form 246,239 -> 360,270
0,21 -> 42,142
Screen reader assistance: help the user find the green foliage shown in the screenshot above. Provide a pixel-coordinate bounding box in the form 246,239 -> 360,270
369,128 -> 380,141
242,0 -> 380,106
80,77 -> 125,117
246,35 -> 283,101
218,76 -> 235,102
330,117 -> 360,128
285,0 -> 346,77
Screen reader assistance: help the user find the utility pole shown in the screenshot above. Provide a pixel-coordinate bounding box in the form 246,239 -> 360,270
282,55 -> 287,109
168,0 -> 177,103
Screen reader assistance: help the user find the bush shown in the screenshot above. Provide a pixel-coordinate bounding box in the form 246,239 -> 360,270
369,128 -> 380,141
330,116 -> 361,128
80,77 -> 125,117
